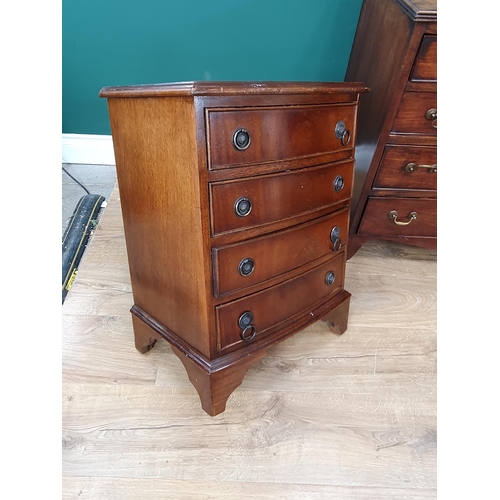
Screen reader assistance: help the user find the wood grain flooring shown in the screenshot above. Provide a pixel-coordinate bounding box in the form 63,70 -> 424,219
62,185 -> 437,499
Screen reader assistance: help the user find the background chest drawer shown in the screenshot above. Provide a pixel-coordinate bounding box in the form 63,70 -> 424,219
391,92 -> 437,135
373,145 -> 437,190
210,160 -> 353,235
212,209 -> 349,297
215,252 -> 345,353
358,197 -> 436,237
207,104 -> 356,170
410,35 -> 437,82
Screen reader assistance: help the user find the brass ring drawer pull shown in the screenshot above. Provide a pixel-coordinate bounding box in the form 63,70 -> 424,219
238,311 -> 256,342
341,129 -> 351,146
335,121 -> 351,146
330,226 -> 342,251
241,325 -> 257,342
405,162 -> 437,173
388,210 -> 418,226
425,108 -> 437,129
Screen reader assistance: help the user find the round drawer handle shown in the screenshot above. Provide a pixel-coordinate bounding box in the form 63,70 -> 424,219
333,175 -> 345,192
335,120 -> 345,138
241,325 -> 257,342
425,108 -> 437,129
238,311 -> 254,330
232,128 -> 251,150
388,210 -> 418,226
325,271 -> 336,286
238,257 -> 255,276
234,197 -> 252,217
405,162 -> 437,174
330,225 -> 342,251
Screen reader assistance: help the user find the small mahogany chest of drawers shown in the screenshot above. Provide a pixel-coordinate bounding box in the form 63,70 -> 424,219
99,81 -> 368,415
345,0 -> 437,258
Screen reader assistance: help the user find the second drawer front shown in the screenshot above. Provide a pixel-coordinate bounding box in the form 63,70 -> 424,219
207,104 -> 356,170
216,252 -> 345,352
212,209 -> 349,297
374,145 -> 437,190
210,161 -> 353,235
358,197 -> 436,237
391,92 -> 437,135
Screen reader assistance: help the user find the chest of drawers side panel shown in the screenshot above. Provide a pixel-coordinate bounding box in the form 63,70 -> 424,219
106,96 -> 212,358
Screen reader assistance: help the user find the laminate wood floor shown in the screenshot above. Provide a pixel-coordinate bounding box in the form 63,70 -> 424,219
62,185 -> 437,500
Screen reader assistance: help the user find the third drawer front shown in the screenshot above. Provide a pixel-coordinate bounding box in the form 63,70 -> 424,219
212,209 -> 349,297
216,252 -> 345,352
210,160 -> 353,235
358,197 -> 436,237
373,145 -> 437,190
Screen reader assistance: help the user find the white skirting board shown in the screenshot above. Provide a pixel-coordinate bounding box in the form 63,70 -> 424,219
62,134 -> 115,165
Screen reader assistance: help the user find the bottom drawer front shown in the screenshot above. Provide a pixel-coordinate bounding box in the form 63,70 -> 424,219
358,197 -> 436,237
216,253 -> 345,352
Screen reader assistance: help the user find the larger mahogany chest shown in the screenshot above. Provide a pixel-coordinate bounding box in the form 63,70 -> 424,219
99,81 -> 367,415
345,0 -> 437,257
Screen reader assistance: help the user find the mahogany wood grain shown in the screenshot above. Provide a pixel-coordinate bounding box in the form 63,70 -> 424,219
212,209 -> 349,297
216,253 -> 345,353
106,96 -> 212,358
358,197 -> 437,238
210,160 -> 354,236
207,104 -> 356,170
373,145 -> 437,190
391,92 -> 437,135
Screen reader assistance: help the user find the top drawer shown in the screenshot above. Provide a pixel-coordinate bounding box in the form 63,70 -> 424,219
206,104 -> 356,170
410,35 -> 437,82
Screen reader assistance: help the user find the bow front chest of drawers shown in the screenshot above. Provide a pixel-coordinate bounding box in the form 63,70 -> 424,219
345,0 -> 437,257
99,81 -> 368,415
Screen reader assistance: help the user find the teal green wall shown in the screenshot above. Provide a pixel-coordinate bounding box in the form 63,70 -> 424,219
63,0 -> 363,135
